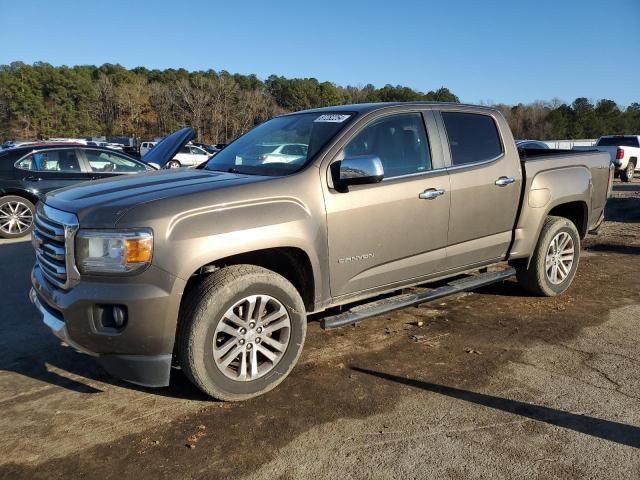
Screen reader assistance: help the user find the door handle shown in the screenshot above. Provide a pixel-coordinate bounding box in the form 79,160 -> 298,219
495,176 -> 515,187
25,176 -> 42,182
419,188 -> 446,200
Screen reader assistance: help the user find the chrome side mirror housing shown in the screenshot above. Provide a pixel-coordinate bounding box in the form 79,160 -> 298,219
331,155 -> 384,192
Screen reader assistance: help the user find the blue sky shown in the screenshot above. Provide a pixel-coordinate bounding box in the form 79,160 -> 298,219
1,0 -> 639,106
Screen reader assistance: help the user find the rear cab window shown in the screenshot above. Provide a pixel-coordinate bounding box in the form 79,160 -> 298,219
442,112 -> 503,166
597,137 -> 639,148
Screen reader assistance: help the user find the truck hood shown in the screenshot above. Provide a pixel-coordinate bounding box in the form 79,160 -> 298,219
45,169 -> 264,227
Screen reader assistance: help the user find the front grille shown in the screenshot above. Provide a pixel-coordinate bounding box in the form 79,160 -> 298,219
32,204 -> 79,289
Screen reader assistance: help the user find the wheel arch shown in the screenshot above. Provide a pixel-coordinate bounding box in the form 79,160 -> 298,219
182,246 -> 316,313
0,188 -> 41,206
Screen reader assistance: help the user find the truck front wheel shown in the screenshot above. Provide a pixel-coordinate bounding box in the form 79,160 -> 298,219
178,265 -> 307,401
620,160 -> 635,183
515,216 -> 580,297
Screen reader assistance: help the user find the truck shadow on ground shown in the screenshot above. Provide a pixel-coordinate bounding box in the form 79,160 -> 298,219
604,196 -> 640,223
586,244 -> 640,255
611,182 -> 640,193
0,240 -> 209,402
351,367 -> 640,449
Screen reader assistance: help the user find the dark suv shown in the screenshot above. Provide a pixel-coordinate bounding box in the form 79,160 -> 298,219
0,144 -> 155,238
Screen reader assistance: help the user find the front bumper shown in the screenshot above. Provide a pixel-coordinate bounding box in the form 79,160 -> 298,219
30,264 -> 184,387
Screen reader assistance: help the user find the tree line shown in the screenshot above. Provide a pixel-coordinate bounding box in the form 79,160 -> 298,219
0,61 -> 638,143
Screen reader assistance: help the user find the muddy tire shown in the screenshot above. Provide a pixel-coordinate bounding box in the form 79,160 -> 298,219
178,265 -> 307,401
0,195 -> 35,239
515,216 -> 580,297
620,160 -> 635,183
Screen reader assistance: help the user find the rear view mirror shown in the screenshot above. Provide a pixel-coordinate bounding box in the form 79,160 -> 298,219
331,155 -> 384,192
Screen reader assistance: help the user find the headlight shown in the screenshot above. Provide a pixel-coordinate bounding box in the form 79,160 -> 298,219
75,230 -> 153,274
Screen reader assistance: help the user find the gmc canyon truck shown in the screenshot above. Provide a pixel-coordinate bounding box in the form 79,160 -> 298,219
575,135 -> 639,183
29,103 -> 612,401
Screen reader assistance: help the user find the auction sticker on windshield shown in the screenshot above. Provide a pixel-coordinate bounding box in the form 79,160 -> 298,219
314,114 -> 351,123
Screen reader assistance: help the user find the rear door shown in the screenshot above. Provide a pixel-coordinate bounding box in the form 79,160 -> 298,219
437,110 -> 522,269
324,111 -> 451,297
13,148 -> 91,194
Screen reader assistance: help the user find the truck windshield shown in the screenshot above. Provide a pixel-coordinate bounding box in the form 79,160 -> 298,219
597,137 -> 639,147
204,112 -> 354,176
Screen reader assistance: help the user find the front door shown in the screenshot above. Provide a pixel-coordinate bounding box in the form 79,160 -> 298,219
324,112 -> 451,298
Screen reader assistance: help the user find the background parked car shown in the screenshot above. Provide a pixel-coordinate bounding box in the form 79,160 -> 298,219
259,143 -> 309,163
574,135 -> 639,182
0,144 -> 155,238
516,140 -> 550,150
165,144 -> 211,168
140,141 -> 157,157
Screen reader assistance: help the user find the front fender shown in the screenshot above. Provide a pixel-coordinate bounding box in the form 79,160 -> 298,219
169,197 -> 321,277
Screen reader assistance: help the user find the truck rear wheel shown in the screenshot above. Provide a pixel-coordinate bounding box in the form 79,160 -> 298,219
178,265 -> 307,401
515,216 -> 580,297
620,160 -> 635,183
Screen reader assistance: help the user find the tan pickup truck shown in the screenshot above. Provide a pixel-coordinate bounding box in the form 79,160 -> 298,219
30,103 -> 612,400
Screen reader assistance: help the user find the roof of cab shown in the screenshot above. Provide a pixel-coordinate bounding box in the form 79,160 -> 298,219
290,101 -> 498,116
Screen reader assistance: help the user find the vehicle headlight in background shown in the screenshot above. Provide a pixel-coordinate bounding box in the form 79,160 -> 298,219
75,230 -> 153,274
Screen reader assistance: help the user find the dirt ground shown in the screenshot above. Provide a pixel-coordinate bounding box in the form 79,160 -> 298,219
0,180 -> 639,480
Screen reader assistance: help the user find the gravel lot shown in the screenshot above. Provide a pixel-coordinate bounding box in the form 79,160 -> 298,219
0,180 -> 639,480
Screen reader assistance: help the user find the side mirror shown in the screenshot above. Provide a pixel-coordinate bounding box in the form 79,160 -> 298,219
147,162 -> 161,170
331,155 -> 384,191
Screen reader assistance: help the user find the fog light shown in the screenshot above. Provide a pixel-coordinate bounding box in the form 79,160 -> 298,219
113,305 -> 126,328
93,304 -> 128,332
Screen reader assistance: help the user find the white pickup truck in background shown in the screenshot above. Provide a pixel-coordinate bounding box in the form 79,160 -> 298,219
575,135 -> 639,182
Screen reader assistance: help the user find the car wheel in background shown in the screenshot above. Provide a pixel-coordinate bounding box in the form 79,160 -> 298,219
178,265 -> 307,401
166,160 -> 181,169
620,161 -> 635,183
513,215 -> 580,297
0,196 -> 36,239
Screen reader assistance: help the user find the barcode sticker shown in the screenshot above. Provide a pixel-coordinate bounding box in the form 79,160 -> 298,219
314,114 -> 351,123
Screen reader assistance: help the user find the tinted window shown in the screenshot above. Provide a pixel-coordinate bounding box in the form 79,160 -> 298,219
16,149 -> 82,172
442,112 -> 503,166
343,113 -> 432,178
597,137 -> 639,148
84,150 -> 145,173
179,146 -> 190,154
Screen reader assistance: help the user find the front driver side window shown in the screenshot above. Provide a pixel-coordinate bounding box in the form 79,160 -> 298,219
343,113 -> 432,178
84,150 -> 145,173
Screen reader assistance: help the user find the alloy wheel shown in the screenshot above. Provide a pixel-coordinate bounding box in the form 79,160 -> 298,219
0,201 -> 33,235
213,294 -> 291,381
545,231 -> 574,285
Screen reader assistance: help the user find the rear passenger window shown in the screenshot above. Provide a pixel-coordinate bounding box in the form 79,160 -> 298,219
442,112 -> 503,166
15,150 -> 82,172
343,113 -> 432,178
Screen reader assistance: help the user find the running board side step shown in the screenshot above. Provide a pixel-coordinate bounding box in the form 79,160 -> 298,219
320,267 -> 516,330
